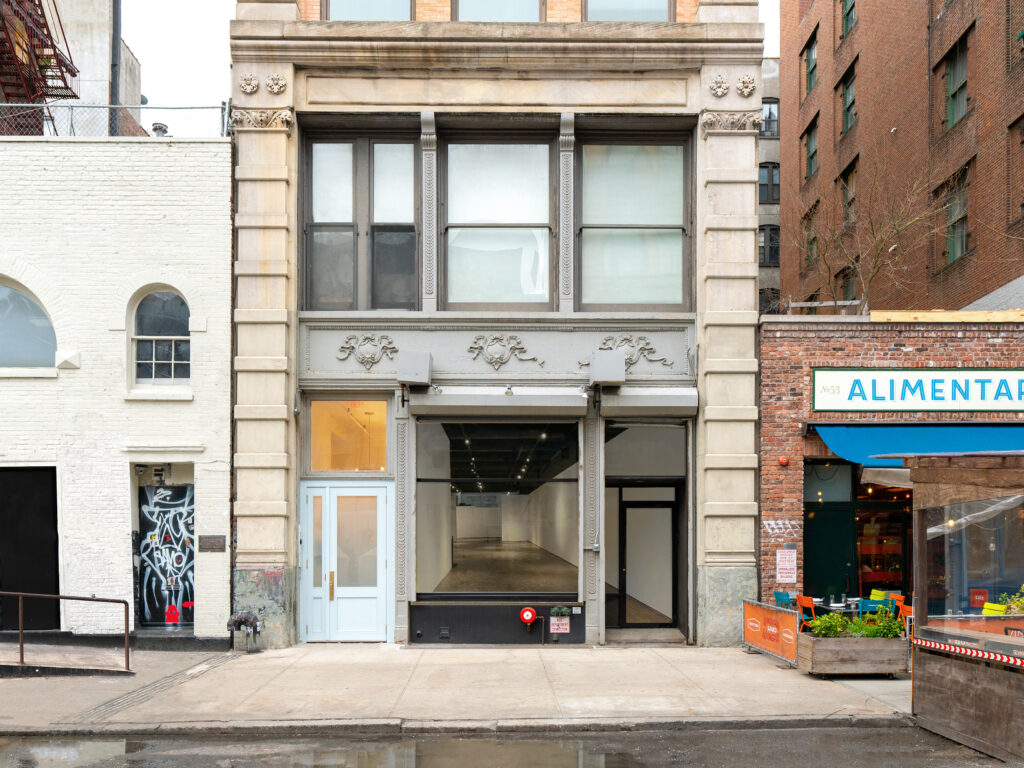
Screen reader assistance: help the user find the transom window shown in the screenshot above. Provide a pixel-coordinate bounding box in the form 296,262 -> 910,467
759,163 -> 780,203
579,143 -> 687,310
946,36 -> 968,129
307,138 -> 418,311
0,284 -> 56,367
134,291 -> 189,383
454,0 -> 541,21
760,100 -> 779,137
327,0 -> 411,20
584,0 -> 673,21
443,141 -> 553,309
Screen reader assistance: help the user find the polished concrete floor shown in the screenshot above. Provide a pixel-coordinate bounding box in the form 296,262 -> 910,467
434,539 -> 672,624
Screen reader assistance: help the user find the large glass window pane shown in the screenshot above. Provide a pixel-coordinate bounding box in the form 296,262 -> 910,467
458,0 -> 539,21
311,400 -> 388,472
312,143 -> 353,222
580,229 -> 682,305
448,144 -> 549,224
135,291 -> 189,337
373,143 -> 415,223
586,0 -> 669,21
338,496 -> 378,587
447,227 -> 549,304
582,145 -> 683,226
329,0 -> 410,20
0,285 -> 56,367
372,227 -> 417,309
307,227 -> 355,310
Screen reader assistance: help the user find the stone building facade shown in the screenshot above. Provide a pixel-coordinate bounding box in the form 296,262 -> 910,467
230,0 -> 763,648
0,138 -> 233,640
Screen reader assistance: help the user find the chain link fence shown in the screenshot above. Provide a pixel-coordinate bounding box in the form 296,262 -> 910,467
0,103 -> 230,137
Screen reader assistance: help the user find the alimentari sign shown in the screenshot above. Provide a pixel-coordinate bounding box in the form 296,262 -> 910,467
814,369 -> 1024,412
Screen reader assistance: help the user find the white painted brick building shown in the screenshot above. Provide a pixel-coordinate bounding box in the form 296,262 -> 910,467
0,138 -> 232,640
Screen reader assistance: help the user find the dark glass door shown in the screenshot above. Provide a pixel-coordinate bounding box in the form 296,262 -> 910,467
0,468 -> 59,630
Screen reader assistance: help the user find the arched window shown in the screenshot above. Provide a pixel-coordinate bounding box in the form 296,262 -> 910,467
134,291 -> 190,382
0,284 -> 56,367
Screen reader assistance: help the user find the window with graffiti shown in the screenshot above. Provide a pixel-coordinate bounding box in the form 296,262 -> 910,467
138,485 -> 195,626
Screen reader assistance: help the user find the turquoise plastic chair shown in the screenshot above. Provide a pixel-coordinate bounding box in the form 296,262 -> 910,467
773,591 -> 792,609
855,598 -> 895,618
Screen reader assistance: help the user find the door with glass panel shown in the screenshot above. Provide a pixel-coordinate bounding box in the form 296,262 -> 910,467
301,484 -> 388,641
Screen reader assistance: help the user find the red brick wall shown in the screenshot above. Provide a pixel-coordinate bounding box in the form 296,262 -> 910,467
780,0 -> 1024,311
758,318 -> 1024,601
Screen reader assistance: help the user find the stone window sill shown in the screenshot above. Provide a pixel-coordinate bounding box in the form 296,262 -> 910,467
0,368 -> 58,378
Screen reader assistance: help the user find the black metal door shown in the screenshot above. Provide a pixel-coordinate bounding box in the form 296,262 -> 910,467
138,485 -> 195,626
0,468 -> 59,630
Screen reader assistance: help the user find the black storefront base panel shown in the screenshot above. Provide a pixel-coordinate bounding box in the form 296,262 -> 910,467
410,601 -> 586,644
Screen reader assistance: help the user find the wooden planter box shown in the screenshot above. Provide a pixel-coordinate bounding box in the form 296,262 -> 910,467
797,634 -> 908,675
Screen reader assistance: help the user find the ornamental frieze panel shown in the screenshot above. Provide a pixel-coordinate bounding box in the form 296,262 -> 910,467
699,111 -> 761,137
337,334 -> 398,370
230,107 -> 294,133
468,334 -> 544,371
578,334 -> 674,371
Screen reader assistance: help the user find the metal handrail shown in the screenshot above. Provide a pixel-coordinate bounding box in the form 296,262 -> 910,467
0,590 -> 130,671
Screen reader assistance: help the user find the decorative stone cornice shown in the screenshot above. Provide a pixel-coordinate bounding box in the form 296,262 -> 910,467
699,110 -> 761,137
230,107 -> 294,133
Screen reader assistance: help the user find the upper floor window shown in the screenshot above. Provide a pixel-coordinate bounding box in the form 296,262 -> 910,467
804,122 -> 818,178
759,163 -> 780,203
758,225 -> 780,266
579,143 -> 686,310
307,139 -> 418,310
947,181 -> 969,263
804,34 -> 818,93
328,0 -> 411,20
135,291 -> 189,383
760,99 -> 779,137
454,0 -> 541,21
841,0 -> 856,36
841,162 -> 857,224
841,68 -> 856,133
444,141 -> 553,309
584,0 -> 672,22
946,36 -> 968,129
841,268 -> 856,301
0,283 -> 56,367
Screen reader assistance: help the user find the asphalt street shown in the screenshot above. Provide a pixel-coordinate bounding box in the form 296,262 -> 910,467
0,728 -> 1001,768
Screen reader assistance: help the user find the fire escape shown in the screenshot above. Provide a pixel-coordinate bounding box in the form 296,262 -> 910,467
0,0 -> 77,134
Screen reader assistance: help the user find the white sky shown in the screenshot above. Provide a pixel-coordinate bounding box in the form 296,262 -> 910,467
119,0 -> 780,134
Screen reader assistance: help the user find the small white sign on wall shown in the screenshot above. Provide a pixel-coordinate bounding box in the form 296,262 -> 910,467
776,549 -> 797,584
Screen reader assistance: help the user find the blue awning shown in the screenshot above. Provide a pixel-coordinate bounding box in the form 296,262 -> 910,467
814,424 -> 1024,467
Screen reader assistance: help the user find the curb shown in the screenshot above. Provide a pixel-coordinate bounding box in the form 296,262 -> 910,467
0,713 -> 915,738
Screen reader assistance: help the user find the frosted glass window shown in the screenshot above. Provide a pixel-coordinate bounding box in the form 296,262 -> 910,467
329,0 -> 410,20
306,228 -> 355,310
373,143 -> 414,223
585,0 -> 669,21
448,228 -> 549,303
582,145 -> 683,226
338,497 -> 377,587
312,143 -> 353,222
448,144 -> 549,224
311,400 -> 388,472
581,229 -> 683,304
0,285 -> 56,367
457,0 -> 540,21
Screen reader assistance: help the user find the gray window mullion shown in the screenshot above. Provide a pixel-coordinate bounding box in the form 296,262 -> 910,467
355,138 -> 371,311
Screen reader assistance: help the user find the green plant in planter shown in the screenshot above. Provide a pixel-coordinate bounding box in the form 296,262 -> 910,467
998,584 -> 1024,613
849,607 -> 903,638
550,605 -> 571,617
810,612 -> 850,638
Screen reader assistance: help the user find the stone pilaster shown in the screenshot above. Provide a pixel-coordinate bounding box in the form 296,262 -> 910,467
420,113 -> 438,311
558,113 -> 575,313
581,406 -> 604,644
394,396 -> 414,642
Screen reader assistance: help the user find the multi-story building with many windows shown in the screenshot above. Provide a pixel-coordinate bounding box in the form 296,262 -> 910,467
230,0 -> 763,648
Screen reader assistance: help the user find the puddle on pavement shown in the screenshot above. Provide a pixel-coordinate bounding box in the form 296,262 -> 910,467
0,736 -> 645,767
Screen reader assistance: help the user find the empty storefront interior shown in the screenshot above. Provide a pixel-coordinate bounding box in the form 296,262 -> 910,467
413,421 -> 687,642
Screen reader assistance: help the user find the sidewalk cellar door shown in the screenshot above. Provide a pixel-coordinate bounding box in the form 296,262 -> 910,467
302,485 -> 388,641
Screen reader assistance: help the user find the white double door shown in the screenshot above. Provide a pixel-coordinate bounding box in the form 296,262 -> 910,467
300,483 -> 391,642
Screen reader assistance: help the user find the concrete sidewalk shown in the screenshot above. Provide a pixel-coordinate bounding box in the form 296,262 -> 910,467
0,645 -> 911,736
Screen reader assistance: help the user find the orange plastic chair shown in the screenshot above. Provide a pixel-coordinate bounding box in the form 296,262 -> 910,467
889,593 -> 906,612
796,595 -> 818,632
899,603 -> 914,637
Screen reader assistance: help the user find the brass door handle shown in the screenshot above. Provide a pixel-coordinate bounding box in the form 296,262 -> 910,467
329,571 -> 335,601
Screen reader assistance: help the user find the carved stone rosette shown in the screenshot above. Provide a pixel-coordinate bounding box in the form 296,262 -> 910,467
230,108 -> 295,134
337,334 -> 398,370
736,74 -> 757,97
468,334 -> 544,371
709,74 -> 730,97
699,111 -> 762,137
239,73 -> 259,94
579,334 -> 674,371
265,73 -> 287,95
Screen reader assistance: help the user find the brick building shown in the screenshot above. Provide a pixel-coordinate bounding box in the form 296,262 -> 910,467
230,0 -> 763,648
0,139 -> 232,641
780,0 -> 1024,311
758,313 -> 1024,604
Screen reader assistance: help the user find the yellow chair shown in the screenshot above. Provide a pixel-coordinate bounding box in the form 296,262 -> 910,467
982,602 -> 1008,616
869,589 -> 888,600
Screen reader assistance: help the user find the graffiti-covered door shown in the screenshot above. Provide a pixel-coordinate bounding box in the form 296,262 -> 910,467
139,485 -> 195,626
